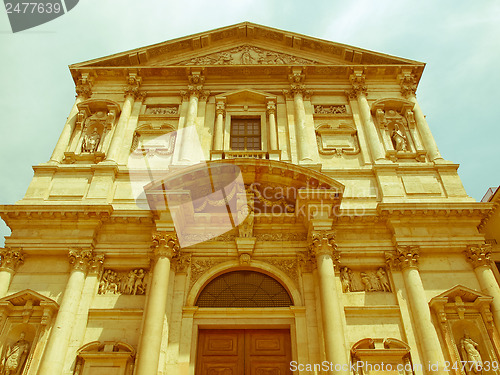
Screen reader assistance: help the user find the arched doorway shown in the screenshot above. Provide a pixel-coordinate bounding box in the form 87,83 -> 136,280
194,270 -> 293,375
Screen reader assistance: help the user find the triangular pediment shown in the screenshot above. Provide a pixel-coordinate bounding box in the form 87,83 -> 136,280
0,289 -> 58,307
430,285 -> 492,303
71,22 -> 423,69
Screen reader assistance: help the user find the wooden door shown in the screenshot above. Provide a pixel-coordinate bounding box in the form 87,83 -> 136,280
196,329 -> 292,375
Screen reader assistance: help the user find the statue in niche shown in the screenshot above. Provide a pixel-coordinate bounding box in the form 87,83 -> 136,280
81,128 -> 101,153
391,124 -> 409,151
238,204 -> 254,238
340,267 -> 352,293
460,331 -> 483,374
0,332 -> 30,375
376,268 -> 391,292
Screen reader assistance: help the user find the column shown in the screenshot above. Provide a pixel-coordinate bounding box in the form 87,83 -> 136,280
387,246 -> 448,372
213,99 -> 225,151
135,232 -> 179,375
106,75 -> 142,163
465,244 -> 500,330
348,71 -> 385,162
309,231 -> 349,374
38,249 -> 102,375
267,100 -> 278,151
285,71 -> 315,163
0,248 -> 24,297
400,73 -> 443,161
178,72 -> 208,164
49,77 -> 92,163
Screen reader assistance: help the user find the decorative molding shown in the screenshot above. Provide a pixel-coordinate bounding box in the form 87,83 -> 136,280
340,267 -> 391,293
315,123 -> 360,157
98,268 -> 147,295
172,253 -> 191,273
385,246 -> 419,270
263,257 -> 299,285
465,244 -> 492,269
177,45 -> 318,66
189,257 -> 228,288
255,232 -> 307,241
0,248 -> 24,272
151,232 -> 180,260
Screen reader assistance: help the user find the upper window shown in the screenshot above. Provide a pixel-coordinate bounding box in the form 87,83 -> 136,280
230,117 -> 261,150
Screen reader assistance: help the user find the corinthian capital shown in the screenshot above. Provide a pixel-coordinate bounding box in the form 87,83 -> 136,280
347,70 -> 367,98
287,71 -> 312,97
465,244 -> 492,269
266,101 -> 276,115
75,73 -> 93,99
386,246 -> 420,270
68,248 -> 100,273
398,71 -> 417,98
308,231 -> 339,261
215,100 -> 226,116
124,73 -> 145,100
151,232 -> 180,260
0,248 -> 25,272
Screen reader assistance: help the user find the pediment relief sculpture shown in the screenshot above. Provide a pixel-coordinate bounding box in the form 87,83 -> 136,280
175,45 -> 319,66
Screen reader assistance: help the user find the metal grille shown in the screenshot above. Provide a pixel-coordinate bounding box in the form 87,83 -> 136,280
196,271 -> 293,308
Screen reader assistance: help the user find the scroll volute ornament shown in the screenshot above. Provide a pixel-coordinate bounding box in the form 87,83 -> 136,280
151,232 -> 180,260
347,70 -> 367,98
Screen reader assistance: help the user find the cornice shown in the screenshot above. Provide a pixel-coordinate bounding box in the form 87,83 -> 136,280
377,202 -> 493,219
0,204 -> 113,224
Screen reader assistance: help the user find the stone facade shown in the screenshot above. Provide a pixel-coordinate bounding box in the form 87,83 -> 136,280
0,22 -> 498,375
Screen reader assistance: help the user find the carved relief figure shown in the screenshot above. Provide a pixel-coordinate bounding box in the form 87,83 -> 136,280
0,332 -> 30,375
360,272 -> 374,291
391,124 -> 408,151
460,332 -> 483,374
81,128 -> 101,153
98,268 -> 147,295
376,268 -> 391,292
238,205 -> 254,238
340,267 -> 352,293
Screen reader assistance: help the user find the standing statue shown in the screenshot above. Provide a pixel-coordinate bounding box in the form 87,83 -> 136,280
391,124 -> 409,151
0,332 -> 30,375
82,128 -> 101,153
376,268 -> 391,292
460,332 -> 483,374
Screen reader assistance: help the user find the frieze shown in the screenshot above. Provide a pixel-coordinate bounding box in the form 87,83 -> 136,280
314,105 -> 347,115
340,267 -> 391,293
255,232 -> 307,241
98,268 -> 148,295
177,45 -> 318,66
145,106 -> 178,115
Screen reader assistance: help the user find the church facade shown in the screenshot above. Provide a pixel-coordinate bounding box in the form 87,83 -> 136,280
0,23 -> 499,375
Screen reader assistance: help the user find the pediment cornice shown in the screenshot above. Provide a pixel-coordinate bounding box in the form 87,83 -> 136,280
70,22 -> 424,73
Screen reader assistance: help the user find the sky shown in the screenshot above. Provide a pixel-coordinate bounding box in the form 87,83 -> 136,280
0,0 -> 499,246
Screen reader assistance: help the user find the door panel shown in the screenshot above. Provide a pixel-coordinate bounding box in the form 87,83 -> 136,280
197,329 -> 291,375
